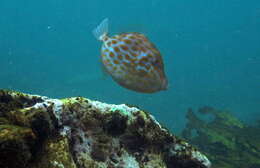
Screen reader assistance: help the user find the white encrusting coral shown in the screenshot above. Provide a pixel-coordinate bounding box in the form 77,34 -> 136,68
90,100 -> 139,117
49,99 -> 63,124
73,128 -> 93,154
31,97 -> 63,126
191,151 -> 212,168
52,161 -> 65,168
120,152 -> 140,168
167,143 -> 211,168
60,126 -> 71,137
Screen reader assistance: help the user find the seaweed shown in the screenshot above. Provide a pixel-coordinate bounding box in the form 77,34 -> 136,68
182,106 -> 260,168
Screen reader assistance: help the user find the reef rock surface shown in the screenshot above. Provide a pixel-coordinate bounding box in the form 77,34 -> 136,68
0,90 -> 211,168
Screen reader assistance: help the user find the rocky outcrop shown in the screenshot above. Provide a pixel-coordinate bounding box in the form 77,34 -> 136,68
0,90 -> 211,168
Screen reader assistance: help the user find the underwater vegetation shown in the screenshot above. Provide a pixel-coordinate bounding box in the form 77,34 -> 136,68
181,106 -> 260,168
0,90 -> 210,168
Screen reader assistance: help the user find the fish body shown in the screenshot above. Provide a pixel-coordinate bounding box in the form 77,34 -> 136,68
93,18 -> 168,93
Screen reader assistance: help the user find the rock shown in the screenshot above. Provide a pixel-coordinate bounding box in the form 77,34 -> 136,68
0,90 -> 211,168
182,106 -> 260,168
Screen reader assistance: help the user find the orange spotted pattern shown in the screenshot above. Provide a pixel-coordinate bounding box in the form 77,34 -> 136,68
100,32 -> 168,93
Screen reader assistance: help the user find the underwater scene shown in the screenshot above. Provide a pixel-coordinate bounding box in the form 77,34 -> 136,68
0,0 -> 260,168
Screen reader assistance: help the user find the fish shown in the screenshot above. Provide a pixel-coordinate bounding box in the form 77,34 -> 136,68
92,18 -> 168,93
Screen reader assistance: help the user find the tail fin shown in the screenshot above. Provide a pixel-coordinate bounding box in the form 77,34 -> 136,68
92,18 -> 109,41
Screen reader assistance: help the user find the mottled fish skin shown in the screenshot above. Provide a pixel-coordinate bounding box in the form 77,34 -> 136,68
101,32 -> 168,93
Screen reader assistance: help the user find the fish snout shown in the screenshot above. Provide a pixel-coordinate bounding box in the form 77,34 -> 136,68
161,78 -> 168,90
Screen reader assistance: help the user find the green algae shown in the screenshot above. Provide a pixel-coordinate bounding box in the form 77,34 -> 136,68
61,97 -> 89,111
30,136 -> 77,168
0,90 -> 43,113
0,117 -> 9,124
0,124 -> 36,168
110,106 -> 132,117
0,90 -> 55,168
0,124 -> 35,142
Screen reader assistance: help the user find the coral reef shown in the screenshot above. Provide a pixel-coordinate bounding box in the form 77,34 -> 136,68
0,90 -> 211,168
182,106 -> 260,168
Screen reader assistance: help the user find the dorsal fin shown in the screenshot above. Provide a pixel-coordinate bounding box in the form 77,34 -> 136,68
92,18 -> 109,41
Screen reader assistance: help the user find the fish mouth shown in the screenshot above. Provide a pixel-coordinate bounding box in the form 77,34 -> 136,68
161,78 -> 168,90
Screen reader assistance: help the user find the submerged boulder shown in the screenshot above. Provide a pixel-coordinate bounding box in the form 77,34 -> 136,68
0,90 -> 211,168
